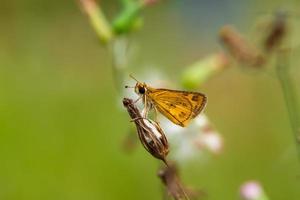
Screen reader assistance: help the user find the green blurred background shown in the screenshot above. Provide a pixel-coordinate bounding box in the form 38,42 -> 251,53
1,0 -> 300,199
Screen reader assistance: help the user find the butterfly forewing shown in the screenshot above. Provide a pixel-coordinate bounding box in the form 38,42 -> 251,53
148,88 -> 207,127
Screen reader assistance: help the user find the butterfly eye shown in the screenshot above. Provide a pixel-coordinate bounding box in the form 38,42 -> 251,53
138,87 -> 146,94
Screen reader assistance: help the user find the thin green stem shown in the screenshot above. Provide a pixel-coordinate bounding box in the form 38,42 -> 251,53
79,0 -> 113,44
276,50 -> 300,160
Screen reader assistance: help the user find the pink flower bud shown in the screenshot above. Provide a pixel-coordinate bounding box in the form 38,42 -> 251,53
240,181 -> 265,200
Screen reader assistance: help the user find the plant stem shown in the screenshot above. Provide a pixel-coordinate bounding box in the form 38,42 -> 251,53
276,50 -> 300,160
79,0 -> 113,44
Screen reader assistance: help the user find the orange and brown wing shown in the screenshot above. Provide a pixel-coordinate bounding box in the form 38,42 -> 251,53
147,88 -> 207,127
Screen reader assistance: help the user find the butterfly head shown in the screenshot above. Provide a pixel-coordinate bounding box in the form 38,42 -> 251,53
125,74 -> 148,96
134,82 -> 147,96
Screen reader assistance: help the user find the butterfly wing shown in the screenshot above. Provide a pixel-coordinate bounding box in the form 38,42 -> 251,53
148,88 -> 207,127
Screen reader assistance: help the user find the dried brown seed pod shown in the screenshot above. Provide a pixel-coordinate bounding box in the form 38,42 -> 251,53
264,11 -> 287,52
220,25 -> 265,67
123,98 -> 169,163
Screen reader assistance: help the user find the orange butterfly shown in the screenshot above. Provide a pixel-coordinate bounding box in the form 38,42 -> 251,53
126,75 -> 207,127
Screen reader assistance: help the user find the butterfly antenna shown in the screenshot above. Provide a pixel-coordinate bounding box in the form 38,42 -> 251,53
129,74 -> 140,82
125,85 -> 134,88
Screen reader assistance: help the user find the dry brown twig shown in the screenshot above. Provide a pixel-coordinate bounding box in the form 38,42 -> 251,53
158,163 -> 204,200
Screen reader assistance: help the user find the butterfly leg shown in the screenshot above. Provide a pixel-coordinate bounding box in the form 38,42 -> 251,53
133,96 -> 142,104
153,106 -> 159,123
142,95 -> 149,117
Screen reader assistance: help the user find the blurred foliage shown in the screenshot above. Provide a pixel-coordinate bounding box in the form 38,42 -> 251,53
0,0 -> 300,200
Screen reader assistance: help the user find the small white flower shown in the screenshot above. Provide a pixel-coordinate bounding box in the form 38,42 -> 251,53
194,131 -> 223,154
160,114 -> 223,162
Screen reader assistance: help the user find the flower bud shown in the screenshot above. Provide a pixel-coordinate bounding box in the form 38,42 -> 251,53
240,181 -> 269,200
220,25 -> 265,67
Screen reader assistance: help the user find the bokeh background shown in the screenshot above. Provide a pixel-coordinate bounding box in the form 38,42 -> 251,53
1,0 -> 300,199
